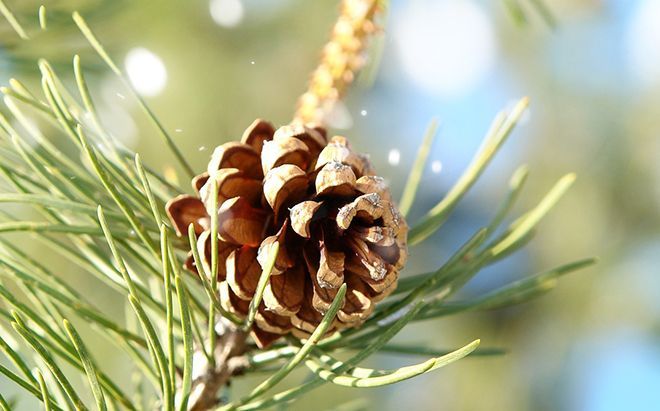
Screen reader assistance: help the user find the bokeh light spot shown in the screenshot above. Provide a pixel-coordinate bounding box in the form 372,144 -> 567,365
388,149 -> 401,166
394,0 -> 496,98
625,1 -> 660,87
124,47 -> 167,97
210,0 -> 244,28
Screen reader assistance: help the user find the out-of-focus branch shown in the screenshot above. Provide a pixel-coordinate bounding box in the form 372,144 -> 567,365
293,0 -> 381,126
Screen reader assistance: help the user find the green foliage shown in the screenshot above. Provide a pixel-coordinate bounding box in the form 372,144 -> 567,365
502,0 -> 556,28
304,339 -> 479,388
0,4 -> 591,411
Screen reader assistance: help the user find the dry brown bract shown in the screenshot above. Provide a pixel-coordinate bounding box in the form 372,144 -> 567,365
167,119 -> 407,348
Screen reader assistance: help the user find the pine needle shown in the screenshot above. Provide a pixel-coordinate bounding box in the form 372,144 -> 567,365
398,118 -> 440,217
305,339 -> 479,387
245,242 -> 279,330
38,5 -> 47,30
174,276 -> 193,411
63,320 -> 107,411
0,0 -> 29,39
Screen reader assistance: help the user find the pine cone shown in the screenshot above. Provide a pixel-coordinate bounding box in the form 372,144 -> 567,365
166,119 -> 408,348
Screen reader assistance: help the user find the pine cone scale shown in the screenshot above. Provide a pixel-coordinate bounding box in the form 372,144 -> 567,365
262,265 -> 305,316
166,195 -> 209,236
226,247 -> 261,300
263,165 -> 309,216
289,200 -> 323,238
216,197 -> 267,247
199,169 -> 262,210
317,244 -> 345,288
208,142 -> 263,179
241,119 -> 276,152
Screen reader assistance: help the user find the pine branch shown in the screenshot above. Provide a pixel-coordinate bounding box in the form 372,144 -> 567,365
0,2 -> 586,410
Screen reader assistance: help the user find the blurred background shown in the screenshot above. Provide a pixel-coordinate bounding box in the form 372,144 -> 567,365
1,0 -> 659,410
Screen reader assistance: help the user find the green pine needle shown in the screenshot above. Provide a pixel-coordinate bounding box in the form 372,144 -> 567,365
245,242 -> 280,330
305,339 -> 479,388
187,223 -> 242,325
491,173 -> 576,256
398,118 -> 440,217
0,0 -> 29,39
63,320 -> 108,411
128,295 -> 174,411
174,275 -> 194,411
36,370 -> 53,411
38,5 -> 47,30
160,226 -> 177,391
208,177 -> 220,366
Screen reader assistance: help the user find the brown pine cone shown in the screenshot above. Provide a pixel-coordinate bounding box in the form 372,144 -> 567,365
166,119 -> 407,348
